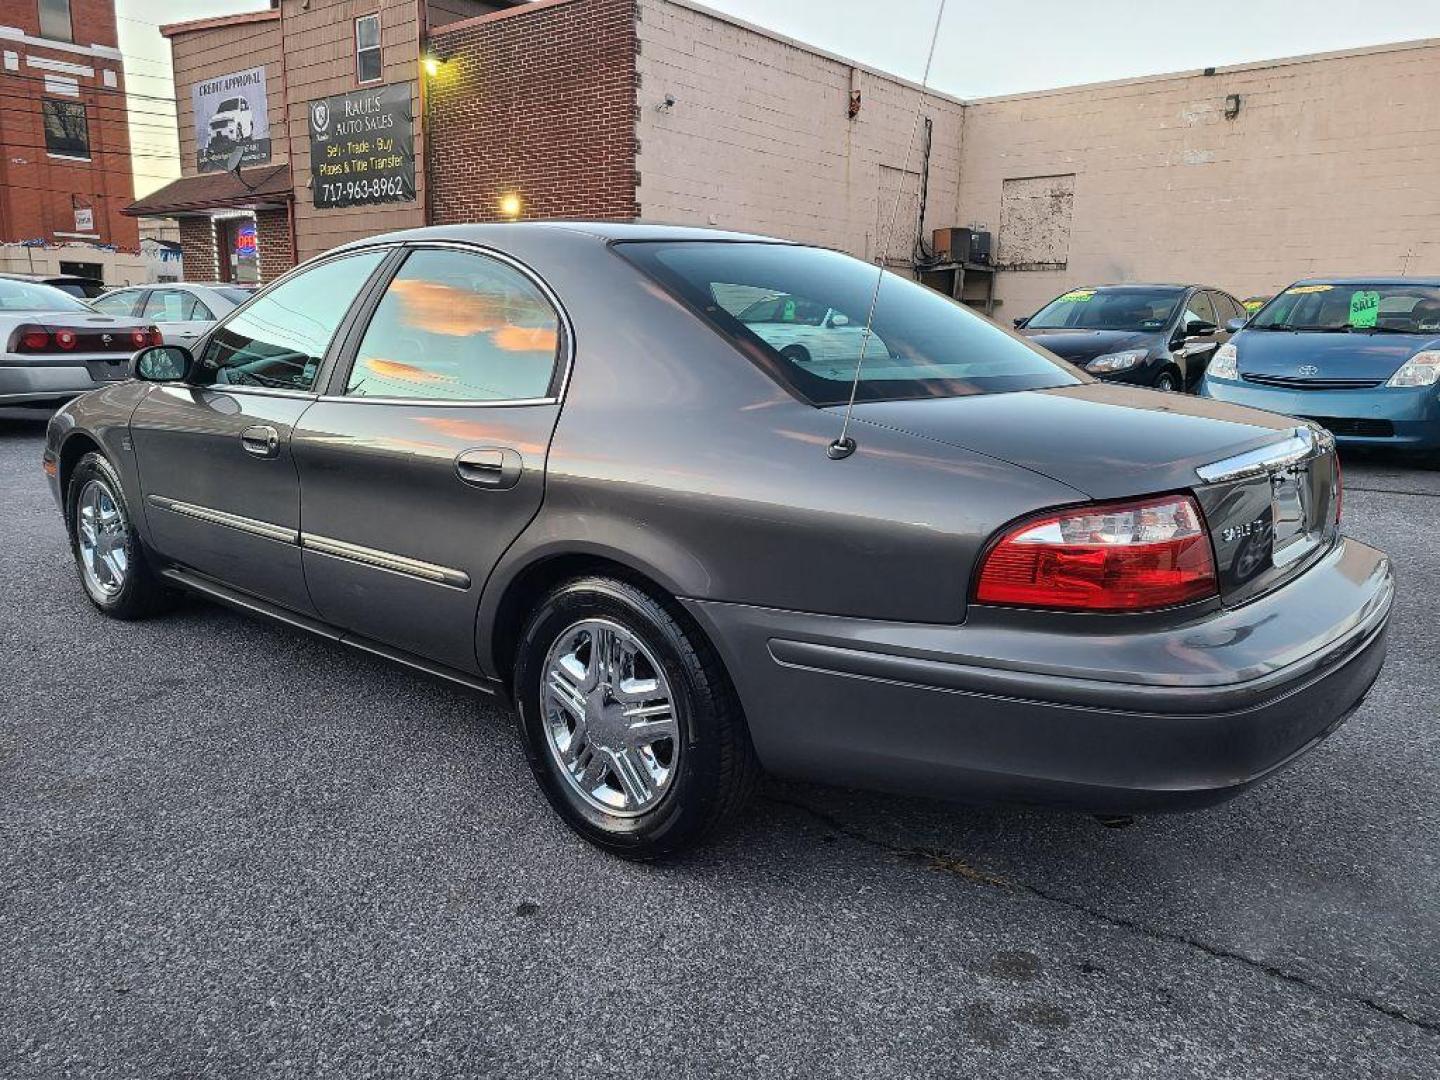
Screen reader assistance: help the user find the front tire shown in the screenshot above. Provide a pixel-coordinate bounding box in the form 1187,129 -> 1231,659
66,452 -> 174,619
1154,367 -> 1181,392
513,576 -> 758,859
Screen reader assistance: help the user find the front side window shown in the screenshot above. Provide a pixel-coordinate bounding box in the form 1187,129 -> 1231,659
91,290 -> 141,316
1028,286 -> 1183,332
42,99 -> 89,158
1251,283 -> 1440,334
616,241 -> 1080,405
356,15 -> 381,84
39,0 -> 72,41
346,248 -> 561,401
197,251 -> 387,391
142,289 -> 205,322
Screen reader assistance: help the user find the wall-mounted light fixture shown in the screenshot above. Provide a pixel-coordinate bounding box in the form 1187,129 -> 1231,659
1224,93 -> 1242,120
423,50 -> 448,77
655,94 -> 676,113
498,193 -> 523,219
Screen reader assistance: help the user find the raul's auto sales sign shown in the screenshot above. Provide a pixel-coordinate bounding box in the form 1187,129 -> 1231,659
308,82 -> 415,209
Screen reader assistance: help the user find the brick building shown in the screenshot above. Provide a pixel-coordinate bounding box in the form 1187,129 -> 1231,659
134,0 -> 1440,311
0,0 -> 139,261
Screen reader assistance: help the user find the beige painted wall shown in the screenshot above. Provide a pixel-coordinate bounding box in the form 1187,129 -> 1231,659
636,0 -> 965,266
959,39 -> 1440,319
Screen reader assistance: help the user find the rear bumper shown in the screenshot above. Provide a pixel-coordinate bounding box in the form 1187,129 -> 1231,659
0,363 -> 108,405
1200,378 -> 1440,449
686,536 -> 1393,813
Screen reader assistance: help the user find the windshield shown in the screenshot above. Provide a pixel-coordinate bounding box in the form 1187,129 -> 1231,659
1251,283 -> 1440,333
1027,287 -> 1183,331
615,242 -> 1082,405
0,279 -> 92,313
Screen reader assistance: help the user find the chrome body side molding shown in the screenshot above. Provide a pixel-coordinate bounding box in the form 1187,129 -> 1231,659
146,495 -> 299,545
300,532 -> 472,590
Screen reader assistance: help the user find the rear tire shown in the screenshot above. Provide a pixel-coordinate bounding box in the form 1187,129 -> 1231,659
66,452 -> 175,620
779,344 -> 811,365
513,576 -> 759,859
1154,368 -> 1181,392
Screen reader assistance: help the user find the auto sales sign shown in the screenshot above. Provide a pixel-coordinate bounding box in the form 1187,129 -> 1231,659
308,82 -> 415,209
193,66 -> 271,173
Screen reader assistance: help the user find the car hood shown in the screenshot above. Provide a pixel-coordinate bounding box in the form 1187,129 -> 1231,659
1234,328 -> 1440,380
844,381 -> 1300,501
1017,328 -> 1156,364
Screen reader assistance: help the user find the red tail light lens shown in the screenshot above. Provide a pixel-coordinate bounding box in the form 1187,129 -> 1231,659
975,494 -> 1218,612
18,327 -> 50,352
54,329 -> 77,350
130,329 -> 150,348
146,326 -> 164,347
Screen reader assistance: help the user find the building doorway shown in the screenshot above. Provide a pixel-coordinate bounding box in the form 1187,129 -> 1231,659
218,216 -> 260,283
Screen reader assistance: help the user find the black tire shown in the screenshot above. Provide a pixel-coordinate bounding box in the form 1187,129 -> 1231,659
1154,367 -> 1181,392
779,344 -> 811,365
65,451 -> 175,620
513,576 -> 759,859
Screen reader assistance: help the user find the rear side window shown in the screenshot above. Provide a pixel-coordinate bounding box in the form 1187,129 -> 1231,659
91,290 -> 140,316
344,248 -> 561,401
1182,292 -> 1217,328
197,250 -> 387,391
616,241 -> 1080,405
142,289 -> 205,322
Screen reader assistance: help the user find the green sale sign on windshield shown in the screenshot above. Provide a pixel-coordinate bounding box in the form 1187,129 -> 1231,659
1348,290 -> 1380,328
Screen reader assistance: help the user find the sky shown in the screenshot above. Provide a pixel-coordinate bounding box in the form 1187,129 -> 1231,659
116,0 -> 1440,196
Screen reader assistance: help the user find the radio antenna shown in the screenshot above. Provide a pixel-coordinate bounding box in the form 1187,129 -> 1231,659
828,0 -> 948,461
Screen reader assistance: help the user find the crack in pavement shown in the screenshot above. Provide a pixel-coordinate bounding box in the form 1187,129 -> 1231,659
1345,486 -> 1440,498
765,792 -> 1440,1038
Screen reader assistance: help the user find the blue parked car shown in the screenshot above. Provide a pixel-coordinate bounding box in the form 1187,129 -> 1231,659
1200,278 -> 1440,451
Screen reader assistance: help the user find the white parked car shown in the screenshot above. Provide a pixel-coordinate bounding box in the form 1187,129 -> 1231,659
0,278 -> 160,407
91,283 -> 254,348
209,97 -> 254,143
736,292 -> 893,373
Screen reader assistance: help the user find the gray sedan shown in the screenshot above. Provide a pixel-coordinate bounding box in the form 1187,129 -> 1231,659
91,282 -> 254,348
43,223 -> 1393,858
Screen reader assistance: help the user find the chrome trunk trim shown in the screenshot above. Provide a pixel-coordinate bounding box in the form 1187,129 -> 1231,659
146,495 -> 299,544
1195,425 -> 1328,484
300,532 -> 472,590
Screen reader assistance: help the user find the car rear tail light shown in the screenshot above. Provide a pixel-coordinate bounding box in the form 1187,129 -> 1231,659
14,326 -> 51,352
974,494 -> 1218,612
131,328 -> 163,348
54,329 -> 77,350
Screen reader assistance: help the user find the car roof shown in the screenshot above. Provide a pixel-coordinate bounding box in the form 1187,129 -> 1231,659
0,271 -> 101,284
1288,276 -> 1440,287
335,221 -> 793,254
1066,283 -> 1208,291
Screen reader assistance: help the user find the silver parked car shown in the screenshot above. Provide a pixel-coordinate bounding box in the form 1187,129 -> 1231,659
43,223 -> 1392,858
0,278 -> 160,407
91,283 -> 254,348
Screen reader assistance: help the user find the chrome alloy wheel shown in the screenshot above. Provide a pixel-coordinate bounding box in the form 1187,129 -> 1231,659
76,478 -> 129,598
541,619 -> 679,817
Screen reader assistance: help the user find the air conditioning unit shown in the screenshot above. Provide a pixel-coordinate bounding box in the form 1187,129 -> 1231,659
932,227 -> 992,265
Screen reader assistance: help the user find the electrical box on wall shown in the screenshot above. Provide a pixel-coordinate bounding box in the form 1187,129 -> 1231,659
932,227 -> 992,265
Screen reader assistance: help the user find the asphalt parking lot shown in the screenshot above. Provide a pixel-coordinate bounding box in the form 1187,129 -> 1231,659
2,410 -> 1438,1080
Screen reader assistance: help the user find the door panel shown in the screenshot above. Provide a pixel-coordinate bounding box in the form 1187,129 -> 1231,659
293,403 -> 559,671
292,243 -> 568,672
132,386 -> 315,613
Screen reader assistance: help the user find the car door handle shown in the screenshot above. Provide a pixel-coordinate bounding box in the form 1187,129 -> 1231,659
240,425 -> 281,459
455,447 -> 522,489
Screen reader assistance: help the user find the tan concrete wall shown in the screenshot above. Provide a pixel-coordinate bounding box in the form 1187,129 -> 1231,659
635,0 -> 966,266
958,40 -> 1440,319
171,17 -> 286,178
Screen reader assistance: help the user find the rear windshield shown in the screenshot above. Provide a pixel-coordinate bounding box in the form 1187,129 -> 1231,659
1027,286 -> 1183,331
615,241 -> 1081,405
1251,283 -> 1440,333
0,279 -> 91,312
215,287 -> 254,304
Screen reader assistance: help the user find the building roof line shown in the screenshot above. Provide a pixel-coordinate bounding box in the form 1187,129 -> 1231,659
160,9 -> 280,39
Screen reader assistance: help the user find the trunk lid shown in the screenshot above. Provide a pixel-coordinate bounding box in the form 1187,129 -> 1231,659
846,382 -> 1341,604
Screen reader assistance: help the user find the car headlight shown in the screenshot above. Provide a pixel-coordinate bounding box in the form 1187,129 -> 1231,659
1385,350 -> 1440,388
1207,343 -> 1239,380
1086,349 -> 1147,373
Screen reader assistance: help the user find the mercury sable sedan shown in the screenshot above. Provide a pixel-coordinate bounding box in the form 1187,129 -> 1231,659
44,223 -> 1393,858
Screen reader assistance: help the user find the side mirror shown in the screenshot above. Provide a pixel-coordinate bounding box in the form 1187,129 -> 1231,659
1013,316 -> 1029,329
1225,317 -> 1247,333
829,312 -> 851,328
1184,319 -> 1217,339
133,344 -> 194,382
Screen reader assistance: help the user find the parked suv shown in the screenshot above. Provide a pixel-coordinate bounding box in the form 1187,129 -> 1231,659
209,98 -> 254,144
